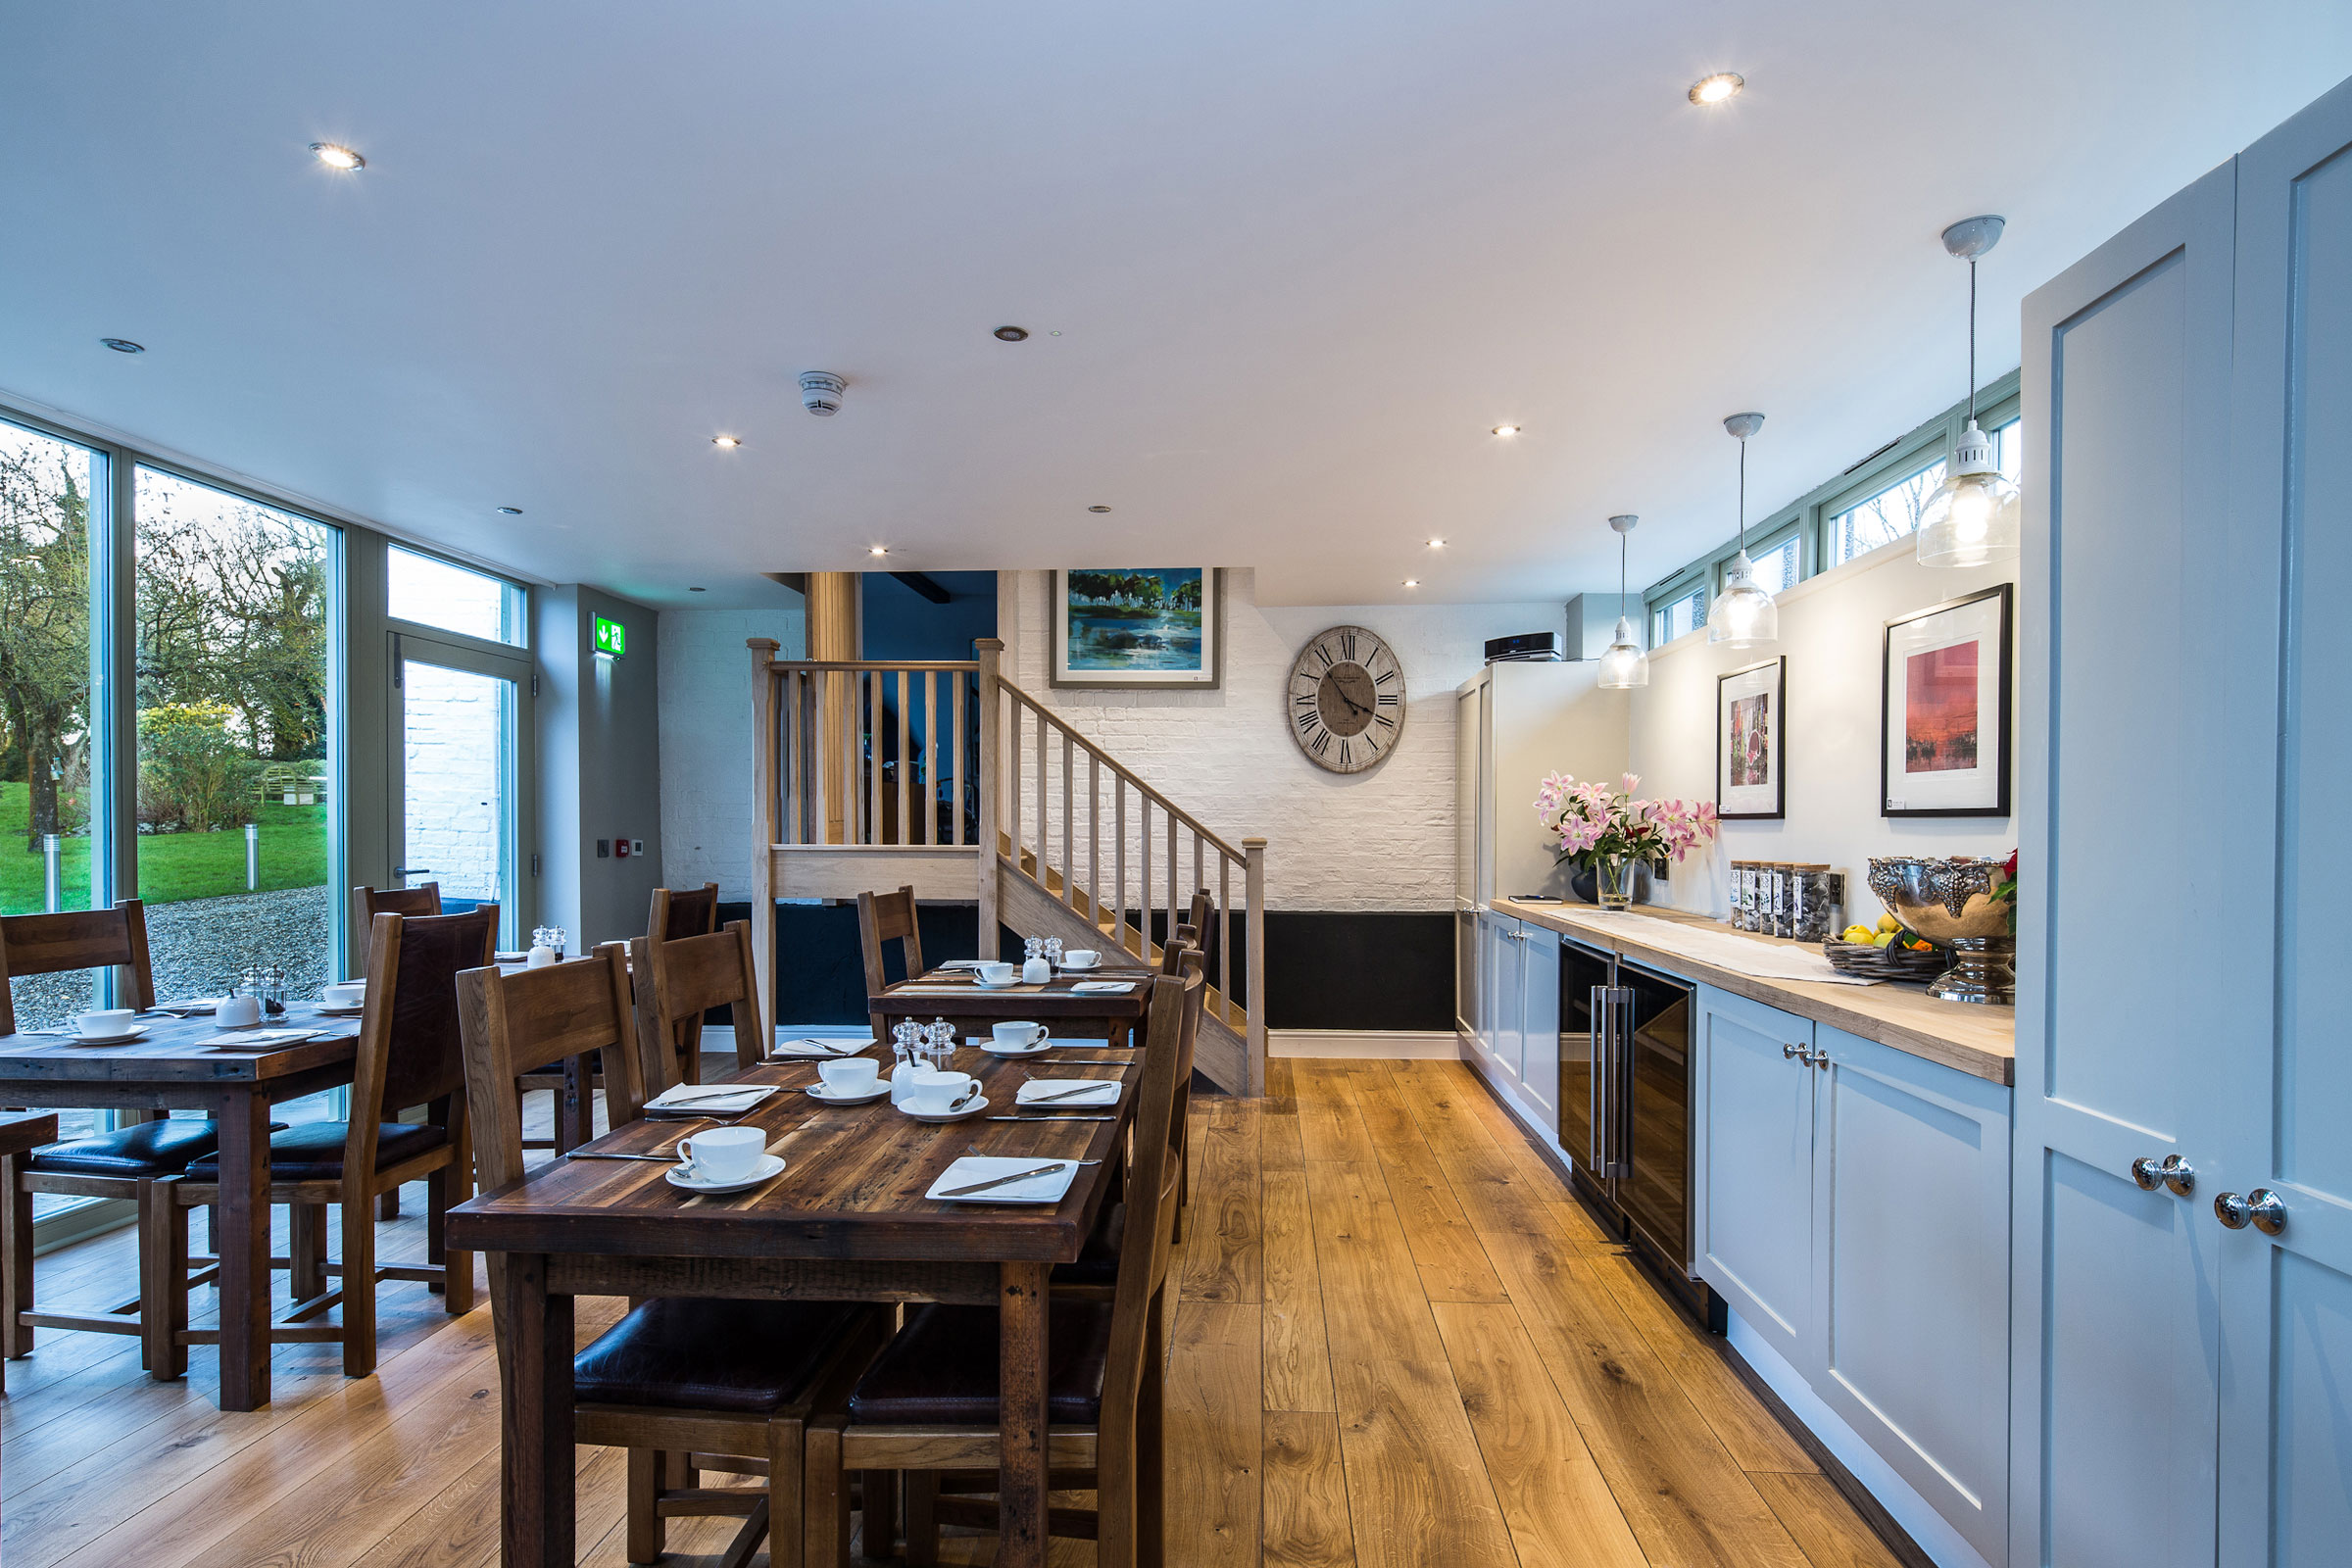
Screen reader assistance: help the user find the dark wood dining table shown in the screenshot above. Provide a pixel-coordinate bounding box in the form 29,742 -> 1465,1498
445,1039 -> 1143,1568
0,1004 -> 363,1410
870,963 -> 1156,1054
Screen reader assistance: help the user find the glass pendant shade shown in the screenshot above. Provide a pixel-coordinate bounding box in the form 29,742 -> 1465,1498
1708,550 -> 1779,647
1597,615 -> 1648,688
1917,419 -> 2021,566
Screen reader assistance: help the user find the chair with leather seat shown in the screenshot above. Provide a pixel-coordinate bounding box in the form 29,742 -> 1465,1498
856,885 -> 924,1047
457,944 -> 888,1568
627,918 -> 765,1099
0,901 -> 205,1374
643,883 -> 728,1083
805,960 -> 1203,1568
169,906 -> 493,1378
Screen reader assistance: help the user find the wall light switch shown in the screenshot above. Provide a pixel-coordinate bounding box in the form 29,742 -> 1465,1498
596,839 -> 611,858
630,839 -> 645,857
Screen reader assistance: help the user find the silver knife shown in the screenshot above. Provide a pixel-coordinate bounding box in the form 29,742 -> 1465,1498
985,1114 -> 1115,1122
1024,1081 -> 1113,1103
943,1160 -> 1076,1198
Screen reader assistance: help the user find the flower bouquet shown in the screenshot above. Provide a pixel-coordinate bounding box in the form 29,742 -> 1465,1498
1535,772 -> 1719,909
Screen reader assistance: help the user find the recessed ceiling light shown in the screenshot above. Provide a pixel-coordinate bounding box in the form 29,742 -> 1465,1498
1087,505 -> 1112,514
1427,537 -> 1446,548
1402,579 -> 1421,588
496,506 -> 523,515
310,142 -> 366,171
711,435 -> 741,449
868,546 -> 889,556
994,325 -> 1029,341
100,338 -> 144,354
1688,73 -> 1743,106
1491,424 -> 1520,438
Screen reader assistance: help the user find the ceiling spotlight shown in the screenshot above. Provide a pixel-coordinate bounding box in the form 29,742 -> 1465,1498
1427,538 -> 1446,548
496,506 -> 523,515
100,338 -> 145,354
868,546 -> 889,556
1087,505 -> 1112,514
310,142 -> 366,171
1688,73 -> 1744,106
1402,579 -> 1421,588
1491,424 -> 1521,438
994,325 -> 1030,341
711,435 -> 741,449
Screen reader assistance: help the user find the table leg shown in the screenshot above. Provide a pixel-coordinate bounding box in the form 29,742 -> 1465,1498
998,1259 -> 1050,1568
498,1252 -> 575,1567
214,1091 -> 271,1410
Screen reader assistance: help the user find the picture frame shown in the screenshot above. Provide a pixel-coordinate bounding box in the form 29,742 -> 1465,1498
1881,582 -> 2013,817
1716,656 -> 1786,820
1051,568 -> 1222,690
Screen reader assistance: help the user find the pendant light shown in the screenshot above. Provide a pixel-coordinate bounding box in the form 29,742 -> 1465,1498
1597,514 -> 1648,687
1917,215 -> 2021,566
1707,412 -> 1778,647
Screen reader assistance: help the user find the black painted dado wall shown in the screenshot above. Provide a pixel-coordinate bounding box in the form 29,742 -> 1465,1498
718,902 -> 1455,1034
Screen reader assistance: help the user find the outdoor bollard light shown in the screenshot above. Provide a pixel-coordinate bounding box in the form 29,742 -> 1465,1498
245,821 -> 260,891
43,834 -> 60,913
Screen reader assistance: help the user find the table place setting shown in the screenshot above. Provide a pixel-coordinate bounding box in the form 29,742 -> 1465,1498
663,1126 -> 785,1194
1013,1076 -> 1122,1108
201,1026 -> 324,1052
979,1021 -> 1054,1056
1069,980 -> 1138,994
769,1035 -> 872,1059
807,1057 -> 891,1104
925,1154 -> 1099,1205
643,1081 -> 780,1119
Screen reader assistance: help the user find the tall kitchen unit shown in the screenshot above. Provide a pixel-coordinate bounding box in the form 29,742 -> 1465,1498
1454,659 -> 1628,1133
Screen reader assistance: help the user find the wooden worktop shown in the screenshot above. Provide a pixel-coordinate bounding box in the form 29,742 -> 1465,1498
1496,898 -> 2016,1086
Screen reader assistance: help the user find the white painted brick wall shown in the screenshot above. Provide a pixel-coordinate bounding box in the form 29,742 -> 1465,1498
658,604 -> 807,899
403,662 -> 505,901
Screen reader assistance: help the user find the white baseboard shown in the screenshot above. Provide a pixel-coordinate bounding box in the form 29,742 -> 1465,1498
1268,1029 -> 1459,1060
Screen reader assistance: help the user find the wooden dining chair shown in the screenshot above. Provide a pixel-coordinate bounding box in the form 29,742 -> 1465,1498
349,883 -> 442,961
644,883 -> 729,1083
804,960 -> 1204,1568
169,906 -> 493,1378
456,947 -> 888,1568
0,1111 -> 57,1395
626,919 -> 765,1098
0,902 -> 198,1372
1057,945 -> 1201,1288
856,886 -> 924,1046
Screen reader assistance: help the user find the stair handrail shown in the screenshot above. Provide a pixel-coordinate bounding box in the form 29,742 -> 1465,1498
996,679 -> 1247,862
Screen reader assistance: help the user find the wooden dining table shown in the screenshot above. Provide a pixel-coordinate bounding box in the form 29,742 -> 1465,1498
871,963 -> 1157,1054
445,1039 -> 1144,1568
0,1004 -> 363,1410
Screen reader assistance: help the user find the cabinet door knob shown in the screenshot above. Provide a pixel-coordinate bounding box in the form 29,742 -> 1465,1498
2132,1156 -> 2165,1190
1783,1042 -> 1806,1061
2214,1189 -> 2285,1236
1803,1046 -> 1832,1068
2132,1154 -> 2194,1196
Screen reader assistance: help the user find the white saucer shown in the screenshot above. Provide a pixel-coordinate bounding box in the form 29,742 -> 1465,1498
315,1004 -> 366,1018
70,1026 -> 148,1046
664,1152 -> 786,1195
1054,961 -> 1103,973
900,1094 -> 991,1124
805,1083 -> 890,1105
972,977 -> 1020,990
980,1039 -> 1053,1057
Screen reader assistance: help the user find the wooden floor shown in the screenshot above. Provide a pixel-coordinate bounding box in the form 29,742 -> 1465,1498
0,1058 -> 1904,1568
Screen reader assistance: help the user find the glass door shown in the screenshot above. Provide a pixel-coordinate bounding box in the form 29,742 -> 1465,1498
388,634 -> 528,950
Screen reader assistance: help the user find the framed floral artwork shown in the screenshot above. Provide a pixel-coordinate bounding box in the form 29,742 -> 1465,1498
1716,657 -> 1786,820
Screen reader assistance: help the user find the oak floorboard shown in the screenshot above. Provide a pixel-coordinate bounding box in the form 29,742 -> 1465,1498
1300,1160 -> 1446,1368
1329,1353 -> 1518,1568
1263,1410 -> 1355,1568
1182,1102 -> 1263,1304
1260,1168 -> 1336,1414
1166,1299 -> 1263,1568
1750,1472 -> 1909,1568
1347,1071 -> 1509,1304
1290,1063 -> 1379,1166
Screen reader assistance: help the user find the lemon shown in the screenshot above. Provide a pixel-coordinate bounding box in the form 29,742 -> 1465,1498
1876,912 -> 1901,934
1872,930 -> 1896,949
1840,924 -> 1876,945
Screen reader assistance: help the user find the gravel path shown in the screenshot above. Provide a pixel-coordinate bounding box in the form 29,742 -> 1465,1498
9,885 -> 332,1029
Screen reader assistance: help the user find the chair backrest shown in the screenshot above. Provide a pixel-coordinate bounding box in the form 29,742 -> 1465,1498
650,882 -> 720,943
626,920 -> 763,1098
455,943 -> 647,1194
349,885 -> 442,976
1158,889 -> 1213,974
350,907 -> 501,1132
0,901 -> 156,1034
1101,957 -> 1204,1428
857,885 -> 924,1042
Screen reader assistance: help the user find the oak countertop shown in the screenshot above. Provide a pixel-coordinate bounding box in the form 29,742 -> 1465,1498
1495,898 -> 2016,1087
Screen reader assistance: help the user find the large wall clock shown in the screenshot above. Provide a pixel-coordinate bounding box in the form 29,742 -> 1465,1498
1287,624 -> 1405,773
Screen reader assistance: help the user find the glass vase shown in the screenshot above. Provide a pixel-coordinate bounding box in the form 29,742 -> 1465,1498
1594,854 -> 1638,911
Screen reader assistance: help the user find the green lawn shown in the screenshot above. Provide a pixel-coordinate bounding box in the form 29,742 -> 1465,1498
0,782 -> 326,912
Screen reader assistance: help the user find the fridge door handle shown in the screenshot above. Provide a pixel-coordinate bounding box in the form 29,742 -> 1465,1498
1608,986 -> 1636,1180
1587,984 -> 1610,1174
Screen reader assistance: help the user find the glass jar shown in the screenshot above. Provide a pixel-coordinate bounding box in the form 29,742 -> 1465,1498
1728,862 -> 1748,929
1766,863 -> 1792,938
1789,864 -> 1839,944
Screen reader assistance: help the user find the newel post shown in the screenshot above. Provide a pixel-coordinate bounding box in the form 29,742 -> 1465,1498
748,638 -> 780,1044
975,638 -> 1004,958
1243,836 -> 1267,1096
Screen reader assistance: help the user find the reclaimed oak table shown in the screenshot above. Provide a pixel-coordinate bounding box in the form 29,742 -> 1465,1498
0,1005 -> 362,1410
446,1045 -> 1142,1568
872,965 -> 1156,1054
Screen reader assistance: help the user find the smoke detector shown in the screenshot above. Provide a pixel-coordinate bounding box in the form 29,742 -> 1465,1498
799,370 -> 846,416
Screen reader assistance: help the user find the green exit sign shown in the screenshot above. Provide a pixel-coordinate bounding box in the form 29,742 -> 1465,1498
593,614 -> 626,657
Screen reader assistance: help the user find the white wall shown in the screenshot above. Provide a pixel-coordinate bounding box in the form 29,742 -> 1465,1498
657,599 -> 807,900
1628,536 -> 2019,924
1004,568 -> 1562,912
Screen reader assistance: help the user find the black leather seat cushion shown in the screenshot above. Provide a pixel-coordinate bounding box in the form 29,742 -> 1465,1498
183,1120 -> 448,1182
30,1118 -> 225,1177
1050,1201 -> 1124,1286
848,1300 -> 1115,1427
573,1298 -> 866,1413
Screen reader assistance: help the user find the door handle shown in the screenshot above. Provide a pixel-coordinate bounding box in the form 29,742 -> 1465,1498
2214,1188 -> 2285,1236
1783,1041 -> 1806,1061
1588,985 -> 1610,1175
2131,1154 -> 2194,1197
395,867 -> 436,876
1802,1046 -> 1831,1069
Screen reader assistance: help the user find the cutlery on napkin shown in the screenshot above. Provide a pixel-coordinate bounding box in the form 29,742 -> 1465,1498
941,1159 -> 1101,1198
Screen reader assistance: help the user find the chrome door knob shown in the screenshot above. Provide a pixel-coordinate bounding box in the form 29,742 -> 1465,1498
2132,1154 -> 2194,1196
2132,1156 -> 2165,1191
1783,1042 -> 1807,1061
1803,1046 -> 1832,1068
2214,1189 -> 2286,1236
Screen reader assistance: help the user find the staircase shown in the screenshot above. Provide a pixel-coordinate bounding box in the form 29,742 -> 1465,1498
746,637 -> 1266,1095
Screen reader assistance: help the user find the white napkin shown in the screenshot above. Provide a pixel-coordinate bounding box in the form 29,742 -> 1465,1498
769,1037 -> 870,1059
1070,980 -> 1137,994
1014,1077 -> 1121,1106
645,1083 -> 776,1114
925,1155 -> 1082,1204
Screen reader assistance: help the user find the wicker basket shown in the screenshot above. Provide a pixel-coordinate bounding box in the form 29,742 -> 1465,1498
1823,940 -> 1948,982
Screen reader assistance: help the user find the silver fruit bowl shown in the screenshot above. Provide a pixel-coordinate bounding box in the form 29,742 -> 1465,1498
1866,856 -> 2015,1004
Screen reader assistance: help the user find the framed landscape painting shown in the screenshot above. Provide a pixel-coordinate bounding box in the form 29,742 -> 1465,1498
1716,656 -> 1786,820
1052,568 -> 1222,689
1881,583 -> 2013,817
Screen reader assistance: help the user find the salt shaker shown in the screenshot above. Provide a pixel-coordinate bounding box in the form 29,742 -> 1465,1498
888,1020 -> 924,1103
1021,937 -> 1052,985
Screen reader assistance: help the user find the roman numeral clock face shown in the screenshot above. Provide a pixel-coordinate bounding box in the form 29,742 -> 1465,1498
1287,624 -> 1405,774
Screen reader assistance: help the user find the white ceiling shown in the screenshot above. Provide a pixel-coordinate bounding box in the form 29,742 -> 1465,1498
4,3 -> 2348,610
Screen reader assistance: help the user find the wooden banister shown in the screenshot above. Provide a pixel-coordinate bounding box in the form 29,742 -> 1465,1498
997,680 -> 1249,862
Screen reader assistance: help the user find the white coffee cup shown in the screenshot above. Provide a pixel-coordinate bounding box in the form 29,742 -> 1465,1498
322,981 -> 366,1008
74,1008 -> 137,1040
977,961 -> 1017,985
992,1021 -> 1050,1051
676,1126 -> 767,1183
1061,950 -> 1100,969
818,1057 -> 879,1096
217,996 -> 264,1029
905,1066 -> 978,1115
